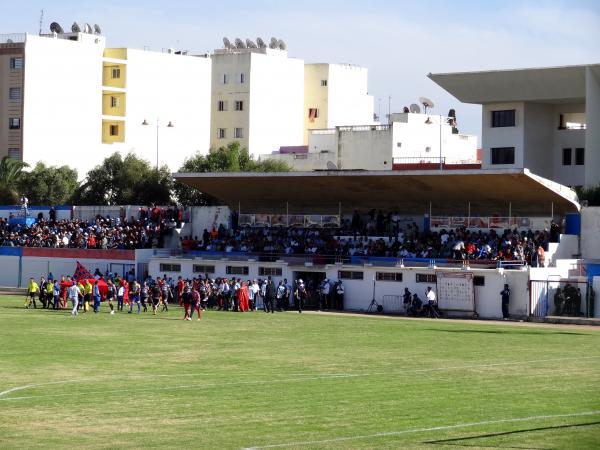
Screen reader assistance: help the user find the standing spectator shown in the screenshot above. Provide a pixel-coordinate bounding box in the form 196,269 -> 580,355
500,284 -> 510,320
264,278 -> 276,313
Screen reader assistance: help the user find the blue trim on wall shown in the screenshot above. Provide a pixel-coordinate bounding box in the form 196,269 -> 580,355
0,205 -> 71,210
0,247 -> 23,256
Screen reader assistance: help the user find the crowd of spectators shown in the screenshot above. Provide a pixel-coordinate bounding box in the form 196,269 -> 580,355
181,216 -> 560,266
0,206 -> 182,250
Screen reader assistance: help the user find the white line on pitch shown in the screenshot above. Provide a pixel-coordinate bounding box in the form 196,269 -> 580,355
1,355 -> 598,401
241,410 -> 600,449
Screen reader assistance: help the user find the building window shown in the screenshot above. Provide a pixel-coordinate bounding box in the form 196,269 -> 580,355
321,79 -> 328,87
308,108 -> 319,119
8,148 -> 20,160
8,87 -> 21,100
562,148 -> 572,166
575,148 -> 585,166
338,270 -> 364,280
111,67 -> 121,79
376,272 -> 403,282
474,276 -> 485,286
110,96 -> 120,108
240,73 -> 245,84
234,128 -> 244,139
8,118 -> 20,130
9,57 -> 22,69
491,110 -> 515,127
217,100 -> 227,111
234,101 -> 244,111
416,273 -> 437,283
490,147 -> 515,165
226,266 -> 249,275
193,264 -> 215,274
217,128 -> 226,139
159,263 -> 181,272
258,267 -> 282,277
109,124 -> 119,136
222,74 -> 228,84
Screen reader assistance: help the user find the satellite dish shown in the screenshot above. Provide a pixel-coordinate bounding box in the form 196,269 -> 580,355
326,161 -> 338,170
278,39 -> 287,50
50,22 -> 64,34
84,23 -> 93,33
419,96 -> 434,113
256,37 -> 266,48
246,38 -> 257,48
94,24 -> 102,34
234,38 -> 246,49
71,22 -> 81,33
269,37 -> 278,49
223,37 -> 232,49
409,103 -> 421,114
6,39 -> 13,43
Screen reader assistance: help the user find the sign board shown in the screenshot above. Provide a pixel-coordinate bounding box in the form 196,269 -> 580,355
436,271 -> 475,312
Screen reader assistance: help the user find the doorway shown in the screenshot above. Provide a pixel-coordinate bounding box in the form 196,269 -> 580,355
293,271 -> 326,309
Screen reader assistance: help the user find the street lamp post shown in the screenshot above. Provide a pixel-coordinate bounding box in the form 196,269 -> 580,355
142,118 -> 174,169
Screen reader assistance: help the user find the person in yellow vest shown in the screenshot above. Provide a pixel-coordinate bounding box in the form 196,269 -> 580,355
25,277 -> 39,309
77,281 -> 85,312
45,279 -> 54,309
83,280 -> 93,313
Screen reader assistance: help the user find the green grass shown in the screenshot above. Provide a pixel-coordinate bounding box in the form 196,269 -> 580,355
1,295 -> 599,449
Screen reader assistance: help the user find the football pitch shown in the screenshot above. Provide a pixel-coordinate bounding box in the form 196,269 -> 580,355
1,295 -> 599,449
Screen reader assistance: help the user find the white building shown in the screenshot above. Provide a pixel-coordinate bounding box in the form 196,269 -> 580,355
266,112 -> 478,171
303,63 -> 374,143
0,29 -> 211,177
210,40 -> 304,155
428,64 -> 600,188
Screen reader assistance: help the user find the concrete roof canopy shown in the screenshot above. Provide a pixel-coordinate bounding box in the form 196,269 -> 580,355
428,63 -> 600,104
174,169 -> 579,216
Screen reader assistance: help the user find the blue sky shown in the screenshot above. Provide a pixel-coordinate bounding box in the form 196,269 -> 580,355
2,0 -> 599,141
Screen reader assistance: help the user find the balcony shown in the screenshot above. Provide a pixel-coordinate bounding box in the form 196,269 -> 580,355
392,156 -> 481,171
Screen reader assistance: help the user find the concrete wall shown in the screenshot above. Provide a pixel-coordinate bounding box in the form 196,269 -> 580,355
585,67 -> 600,186
303,64 -> 329,143
114,49 -> 212,171
0,255 -> 20,287
22,34 -> 105,176
249,51 -> 304,155
581,207 -> 600,260
523,102 -> 554,179
147,257 -> 532,319
338,126 -> 392,170
481,102 -> 525,169
326,64 -> 373,129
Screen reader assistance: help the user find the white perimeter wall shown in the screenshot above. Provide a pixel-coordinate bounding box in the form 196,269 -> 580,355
22,34 -> 104,176
248,52 -> 304,155
113,49 -> 211,172
581,207 -> 600,260
147,258 -> 532,320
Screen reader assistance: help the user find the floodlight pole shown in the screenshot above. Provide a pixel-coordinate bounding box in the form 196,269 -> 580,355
439,114 -> 443,171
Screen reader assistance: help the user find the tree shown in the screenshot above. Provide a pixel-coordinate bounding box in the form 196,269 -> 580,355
173,142 -> 290,205
71,152 -> 174,205
17,162 -> 78,205
0,156 -> 29,204
577,184 -> 600,206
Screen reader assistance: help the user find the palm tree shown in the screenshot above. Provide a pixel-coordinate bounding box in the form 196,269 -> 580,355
0,156 -> 29,204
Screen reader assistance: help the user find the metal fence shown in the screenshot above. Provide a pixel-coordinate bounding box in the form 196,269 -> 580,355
529,279 -> 593,318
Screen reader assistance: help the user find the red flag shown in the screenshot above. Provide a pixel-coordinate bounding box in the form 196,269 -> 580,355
73,261 -> 93,282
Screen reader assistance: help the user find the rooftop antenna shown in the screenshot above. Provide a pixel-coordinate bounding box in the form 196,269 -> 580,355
71,22 -> 81,33
94,24 -> 102,35
234,38 -> 246,49
256,37 -> 266,48
245,38 -> 257,48
419,96 -> 434,114
83,23 -> 93,34
278,39 -> 287,50
409,103 -> 421,114
50,22 -> 64,34
269,37 -> 278,49
223,37 -> 232,49
38,9 -> 44,35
